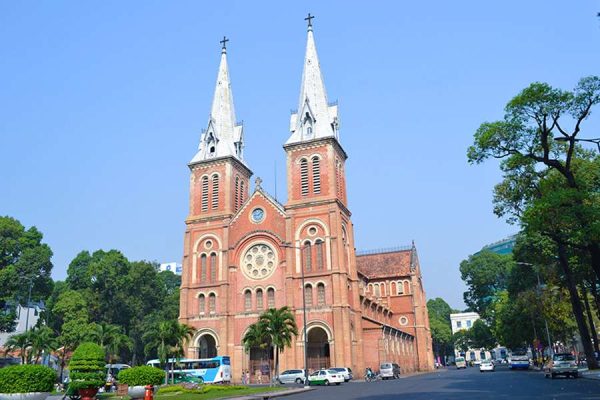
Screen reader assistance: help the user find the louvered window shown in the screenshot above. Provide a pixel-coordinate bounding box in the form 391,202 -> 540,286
208,293 -> 216,313
317,283 -> 325,306
303,242 -> 312,272
200,254 -> 207,282
235,177 -> 240,211
315,239 -> 324,271
312,156 -> 321,194
336,160 -> 342,198
210,253 -> 217,282
201,176 -> 209,212
304,284 -> 313,307
300,159 -> 309,196
244,290 -> 252,311
198,294 -> 205,315
256,289 -> 264,310
240,180 -> 245,205
267,288 -> 275,308
211,174 -> 219,209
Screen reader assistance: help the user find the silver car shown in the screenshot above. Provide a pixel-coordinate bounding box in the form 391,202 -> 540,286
330,367 -> 353,382
380,362 -> 401,379
276,369 -> 306,384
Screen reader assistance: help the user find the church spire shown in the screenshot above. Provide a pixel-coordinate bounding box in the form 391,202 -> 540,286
191,36 -> 244,164
286,14 -> 339,145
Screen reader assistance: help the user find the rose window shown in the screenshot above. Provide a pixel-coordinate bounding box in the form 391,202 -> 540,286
242,243 -> 277,280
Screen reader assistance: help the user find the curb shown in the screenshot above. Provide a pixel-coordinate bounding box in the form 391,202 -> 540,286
229,387 -> 314,400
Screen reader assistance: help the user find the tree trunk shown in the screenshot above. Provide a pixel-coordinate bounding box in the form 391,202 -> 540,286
590,277 -> 600,320
557,243 -> 599,369
581,285 -> 600,354
588,244 -> 600,284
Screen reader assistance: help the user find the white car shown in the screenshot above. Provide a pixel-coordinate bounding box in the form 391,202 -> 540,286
308,369 -> 345,385
479,359 -> 495,372
329,367 -> 353,382
276,369 -> 306,384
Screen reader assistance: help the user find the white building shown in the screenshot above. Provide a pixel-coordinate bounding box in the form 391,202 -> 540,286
450,312 -> 507,363
159,262 -> 182,275
0,303 -> 43,347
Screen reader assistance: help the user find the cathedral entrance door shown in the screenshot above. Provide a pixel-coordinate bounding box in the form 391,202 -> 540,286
248,346 -> 274,384
307,327 -> 330,371
198,334 -> 217,358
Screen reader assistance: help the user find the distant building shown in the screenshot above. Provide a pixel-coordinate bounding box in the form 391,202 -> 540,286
480,235 -> 517,255
450,312 -> 507,362
159,262 -> 182,275
0,302 -> 44,347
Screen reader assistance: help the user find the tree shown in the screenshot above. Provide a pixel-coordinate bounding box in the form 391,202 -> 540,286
452,330 -> 471,355
143,320 -> 177,384
469,320 -> 496,350
459,250 -> 514,321
256,307 -> 298,384
29,326 -> 58,364
4,332 -> 31,364
0,216 -> 54,330
170,322 -> 195,384
427,298 -> 454,363
88,322 -> 132,363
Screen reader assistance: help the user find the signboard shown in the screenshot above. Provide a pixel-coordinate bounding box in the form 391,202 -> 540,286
117,384 -> 128,396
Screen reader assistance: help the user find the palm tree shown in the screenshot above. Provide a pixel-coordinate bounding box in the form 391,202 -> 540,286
258,307 -> 298,384
143,321 -> 176,384
88,322 -> 133,363
4,332 -> 32,364
28,326 -> 57,364
170,323 -> 196,384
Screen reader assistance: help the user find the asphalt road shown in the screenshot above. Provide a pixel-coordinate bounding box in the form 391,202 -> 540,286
282,365 -> 600,400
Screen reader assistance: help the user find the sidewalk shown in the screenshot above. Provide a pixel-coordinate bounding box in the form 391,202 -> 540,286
228,387 -> 313,400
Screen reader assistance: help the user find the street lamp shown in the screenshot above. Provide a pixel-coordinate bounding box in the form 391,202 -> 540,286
554,136 -> 600,153
281,243 -> 310,388
516,262 -> 553,358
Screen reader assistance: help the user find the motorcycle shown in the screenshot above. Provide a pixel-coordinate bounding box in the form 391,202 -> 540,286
364,369 -> 377,382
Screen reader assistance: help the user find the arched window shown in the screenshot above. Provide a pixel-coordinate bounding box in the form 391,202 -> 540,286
208,293 -> 216,313
256,289 -> 264,311
300,158 -> 309,196
207,133 -> 216,157
304,284 -> 313,307
302,241 -> 312,272
267,288 -> 275,308
315,239 -> 324,271
374,284 -> 381,298
397,281 -> 404,295
240,180 -> 245,205
312,156 -> 321,194
200,254 -> 207,282
201,176 -> 209,212
235,176 -> 240,212
317,283 -> 325,306
198,294 -> 205,315
244,290 -> 252,311
211,174 -> 219,209
210,252 -> 217,282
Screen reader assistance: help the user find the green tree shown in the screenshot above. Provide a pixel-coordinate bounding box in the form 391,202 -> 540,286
452,330 -> 471,355
256,307 -> 298,384
427,298 -> 454,362
143,321 -> 176,384
29,326 -> 58,364
3,332 -> 32,364
459,250 -> 514,321
88,322 -> 133,363
468,320 -> 496,350
0,216 -> 53,328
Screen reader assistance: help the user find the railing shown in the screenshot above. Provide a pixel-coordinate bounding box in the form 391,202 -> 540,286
356,246 -> 412,256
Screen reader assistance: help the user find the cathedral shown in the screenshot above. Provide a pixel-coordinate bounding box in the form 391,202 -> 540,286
179,18 -> 434,382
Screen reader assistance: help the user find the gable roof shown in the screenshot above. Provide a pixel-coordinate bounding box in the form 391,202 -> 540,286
356,248 -> 413,279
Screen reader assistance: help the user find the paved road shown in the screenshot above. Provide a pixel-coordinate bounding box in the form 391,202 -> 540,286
282,365 -> 600,399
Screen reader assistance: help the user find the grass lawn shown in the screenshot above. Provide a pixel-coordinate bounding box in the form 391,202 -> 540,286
155,386 -> 286,400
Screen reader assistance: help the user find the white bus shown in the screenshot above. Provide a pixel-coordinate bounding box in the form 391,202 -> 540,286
146,356 -> 231,383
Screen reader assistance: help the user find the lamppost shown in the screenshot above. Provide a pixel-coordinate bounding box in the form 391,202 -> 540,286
281,243 -> 310,388
516,262 -> 553,358
21,275 -> 34,332
554,136 -> 600,153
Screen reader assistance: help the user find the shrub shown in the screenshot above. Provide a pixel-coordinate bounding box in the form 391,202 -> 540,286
0,364 -> 56,393
118,366 -> 165,386
69,342 -> 106,390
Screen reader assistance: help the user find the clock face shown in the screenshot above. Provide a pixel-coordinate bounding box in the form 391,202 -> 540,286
251,208 -> 265,223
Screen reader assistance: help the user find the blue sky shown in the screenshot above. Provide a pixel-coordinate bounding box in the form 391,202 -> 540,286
1,1 -> 599,309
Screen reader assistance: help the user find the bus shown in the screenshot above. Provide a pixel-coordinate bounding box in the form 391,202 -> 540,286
146,356 -> 231,383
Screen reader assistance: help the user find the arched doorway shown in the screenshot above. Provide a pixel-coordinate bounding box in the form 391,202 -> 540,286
248,346 -> 274,384
198,334 -> 217,359
307,326 -> 330,371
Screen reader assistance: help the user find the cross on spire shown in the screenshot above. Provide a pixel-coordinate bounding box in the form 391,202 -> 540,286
305,13 -> 315,29
220,36 -> 229,50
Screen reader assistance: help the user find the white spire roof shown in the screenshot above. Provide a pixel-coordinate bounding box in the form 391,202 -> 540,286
191,40 -> 244,164
286,22 -> 339,145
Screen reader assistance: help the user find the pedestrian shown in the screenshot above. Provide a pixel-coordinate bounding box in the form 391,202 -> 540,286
256,368 -> 262,384
241,370 -> 246,385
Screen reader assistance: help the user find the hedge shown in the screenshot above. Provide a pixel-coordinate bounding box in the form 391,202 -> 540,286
69,342 -> 106,390
118,366 -> 165,386
0,365 -> 56,394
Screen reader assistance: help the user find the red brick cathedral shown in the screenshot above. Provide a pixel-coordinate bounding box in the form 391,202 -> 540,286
179,21 -> 434,381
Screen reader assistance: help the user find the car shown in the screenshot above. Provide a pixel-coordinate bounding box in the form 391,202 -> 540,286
307,369 -> 345,386
172,371 -> 204,384
479,359 -> 495,372
545,353 -> 579,379
329,367 -> 353,382
379,362 -> 401,379
276,369 -> 306,384
455,357 -> 467,369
